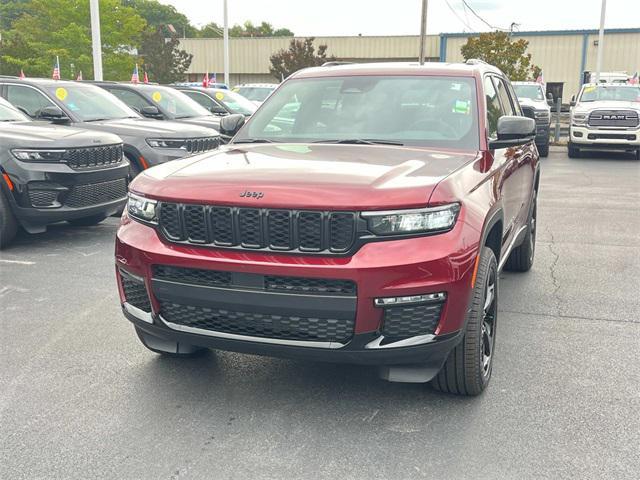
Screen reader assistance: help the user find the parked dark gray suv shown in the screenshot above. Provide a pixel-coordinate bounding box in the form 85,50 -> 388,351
0,78 -> 220,176
0,98 -> 128,248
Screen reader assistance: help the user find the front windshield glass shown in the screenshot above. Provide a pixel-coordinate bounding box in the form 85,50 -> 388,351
235,76 -> 479,149
514,84 -> 544,101
234,86 -> 275,102
143,86 -> 211,118
44,84 -> 138,122
213,90 -> 256,115
579,85 -> 640,102
0,101 -> 29,122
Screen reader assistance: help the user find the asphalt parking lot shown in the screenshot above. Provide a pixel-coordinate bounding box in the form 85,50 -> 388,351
1,147 -> 639,480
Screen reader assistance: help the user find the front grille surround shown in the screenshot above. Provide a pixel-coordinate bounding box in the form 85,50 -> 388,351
158,202 -> 358,254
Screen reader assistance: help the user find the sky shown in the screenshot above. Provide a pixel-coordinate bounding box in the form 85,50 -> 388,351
158,0 -> 639,36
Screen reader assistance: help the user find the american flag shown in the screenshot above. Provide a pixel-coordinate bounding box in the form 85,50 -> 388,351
202,72 -> 210,88
143,71 -> 149,84
131,64 -> 140,84
535,70 -> 544,85
629,71 -> 639,85
76,71 -> 83,81
52,56 -> 60,80
19,69 -> 25,79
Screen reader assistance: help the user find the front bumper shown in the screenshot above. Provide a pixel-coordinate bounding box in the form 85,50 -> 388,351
570,125 -> 640,149
115,211 -> 479,365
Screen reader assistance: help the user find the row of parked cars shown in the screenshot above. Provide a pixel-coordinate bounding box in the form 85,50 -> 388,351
0,77 -> 265,247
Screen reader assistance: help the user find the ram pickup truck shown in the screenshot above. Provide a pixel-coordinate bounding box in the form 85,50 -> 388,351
116,61 -> 539,396
513,81 -> 552,157
569,83 -> 640,159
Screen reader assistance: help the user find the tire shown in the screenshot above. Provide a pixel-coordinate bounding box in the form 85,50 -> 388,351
504,189 -> 537,272
537,143 -> 549,157
126,153 -> 142,178
0,189 -> 18,249
68,214 -> 107,227
135,326 -> 207,357
432,246 -> 498,396
635,149 -> 640,161
568,143 -> 580,158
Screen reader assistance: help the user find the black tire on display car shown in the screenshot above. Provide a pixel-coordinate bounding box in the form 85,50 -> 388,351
432,246 -> 498,396
0,189 -> 18,249
567,143 -> 580,158
537,143 -> 549,157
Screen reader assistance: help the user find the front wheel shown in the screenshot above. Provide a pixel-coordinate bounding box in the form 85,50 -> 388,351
0,189 -> 18,249
568,143 -> 580,158
537,143 -> 549,157
432,246 -> 498,396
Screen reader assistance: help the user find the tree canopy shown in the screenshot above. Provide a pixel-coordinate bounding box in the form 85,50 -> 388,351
140,27 -> 193,84
460,31 -> 540,81
270,37 -> 335,80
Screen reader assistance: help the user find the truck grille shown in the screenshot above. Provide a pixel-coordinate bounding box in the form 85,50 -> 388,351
381,303 -> 443,339
185,137 -> 219,153
64,178 -> 127,208
65,144 -> 123,169
160,301 -> 354,343
587,110 -> 639,128
158,203 -> 357,254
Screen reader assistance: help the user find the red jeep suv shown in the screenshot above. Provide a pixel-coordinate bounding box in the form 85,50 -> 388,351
116,61 -> 539,395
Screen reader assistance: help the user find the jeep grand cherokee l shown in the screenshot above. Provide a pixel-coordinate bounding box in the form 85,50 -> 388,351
116,62 -> 539,396
568,83 -> 640,159
0,78 -> 220,176
0,98 -> 128,248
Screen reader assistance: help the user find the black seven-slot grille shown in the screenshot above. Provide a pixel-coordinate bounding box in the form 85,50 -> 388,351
65,144 -> 123,169
158,203 -> 357,253
152,265 -> 356,343
185,137 -> 219,153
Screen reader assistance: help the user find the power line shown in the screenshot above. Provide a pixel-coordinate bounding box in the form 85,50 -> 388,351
444,0 -> 474,31
460,0 -> 509,31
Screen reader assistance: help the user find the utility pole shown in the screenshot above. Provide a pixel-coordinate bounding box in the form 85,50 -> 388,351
595,0 -> 606,83
89,0 -> 103,80
418,0 -> 428,65
223,0 -> 230,86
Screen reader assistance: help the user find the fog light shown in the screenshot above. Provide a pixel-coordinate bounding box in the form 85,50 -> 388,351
374,292 -> 446,307
573,131 -> 583,138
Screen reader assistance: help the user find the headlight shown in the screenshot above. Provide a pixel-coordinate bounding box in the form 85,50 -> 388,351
128,192 -> 157,224
362,203 -> 460,236
146,138 -> 186,149
11,149 -> 66,162
571,113 -> 587,126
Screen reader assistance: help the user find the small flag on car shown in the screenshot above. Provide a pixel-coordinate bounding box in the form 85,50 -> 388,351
629,72 -> 639,85
76,71 -> 83,81
19,69 -> 25,79
131,63 -> 140,84
52,56 -> 61,80
203,72 -> 210,88
143,71 -> 149,84
535,70 -> 544,85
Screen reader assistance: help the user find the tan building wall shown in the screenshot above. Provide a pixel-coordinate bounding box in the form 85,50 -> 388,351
180,29 -> 640,96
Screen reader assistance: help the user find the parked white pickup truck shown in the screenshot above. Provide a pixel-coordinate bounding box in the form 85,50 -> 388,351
568,83 -> 640,159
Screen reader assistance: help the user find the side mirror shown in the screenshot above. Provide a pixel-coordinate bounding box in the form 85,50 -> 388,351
38,105 -> 68,123
219,113 -> 245,137
210,105 -> 228,116
140,105 -> 163,119
489,116 -> 535,149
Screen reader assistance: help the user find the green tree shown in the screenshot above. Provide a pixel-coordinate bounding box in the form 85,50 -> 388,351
0,0 -> 31,29
229,21 -> 293,37
140,27 -> 192,84
0,0 -> 146,79
269,37 -> 334,80
460,31 -> 540,81
197,22 -> 223,38
122,0 -> 197,37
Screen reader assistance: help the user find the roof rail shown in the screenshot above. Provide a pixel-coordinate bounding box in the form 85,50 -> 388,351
465,58 -> 489,66
322,61 -> 354,67
0,75 -> 19,79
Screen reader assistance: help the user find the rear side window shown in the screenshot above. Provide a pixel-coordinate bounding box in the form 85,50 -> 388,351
6,85 -> 54,118
108,89 -> 150,113
484,77 -> 501,138
183,91 -> 217,110
494,77 -> 517,116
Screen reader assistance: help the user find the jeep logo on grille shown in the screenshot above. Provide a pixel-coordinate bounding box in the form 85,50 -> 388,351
240,190 -> 264,199
602,114 -> 626,120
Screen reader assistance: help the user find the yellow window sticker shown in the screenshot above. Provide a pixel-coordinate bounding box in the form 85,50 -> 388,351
152,91 -> 162,102
55,87 -> 68,101
583,86 -> 596,93
215,92 -> 225,101
232,87 -> 240,92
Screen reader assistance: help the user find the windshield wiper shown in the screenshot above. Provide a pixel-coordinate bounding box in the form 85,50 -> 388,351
84,118 -> 111,122
313,139 -> 404,146
233,138 -> 278,144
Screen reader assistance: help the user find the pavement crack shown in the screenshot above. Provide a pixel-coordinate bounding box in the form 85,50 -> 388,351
546,225 -> 562,315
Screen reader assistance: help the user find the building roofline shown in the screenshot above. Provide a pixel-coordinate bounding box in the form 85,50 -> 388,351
440,27 -> 640,38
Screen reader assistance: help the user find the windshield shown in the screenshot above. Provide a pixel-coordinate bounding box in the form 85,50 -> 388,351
579,85 -> 640,102
44,84 -> 138,122
213,90 -> 256,115
235,75 -> 479,149
143,86 -> 211,119
234,86 -> 275,102
0,101 -> 29,122
514,84 -> 544,101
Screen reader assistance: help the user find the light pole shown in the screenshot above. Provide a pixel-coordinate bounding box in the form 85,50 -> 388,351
223,0 -> 230,86
89,0 -> 103,80
595,0 -> 606,83
418,0 -> 428,65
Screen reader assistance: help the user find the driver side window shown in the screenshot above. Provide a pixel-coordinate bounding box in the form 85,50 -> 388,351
6,85 -> 54,118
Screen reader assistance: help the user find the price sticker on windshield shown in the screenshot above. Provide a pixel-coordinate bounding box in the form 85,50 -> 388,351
215,92 -> 225,101
55,87 -> 68,101
584,86 -> 596,93
152,91 -> 162,102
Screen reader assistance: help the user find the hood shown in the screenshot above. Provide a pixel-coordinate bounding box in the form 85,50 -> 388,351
519,98 -> 550,111
0,122 -> 122,149
175,116 -> 221,131
74,117 -> 219,139
573,100 -> 640,114
132,143 -> 478,210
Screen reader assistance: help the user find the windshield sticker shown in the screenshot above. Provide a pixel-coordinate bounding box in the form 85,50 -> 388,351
152,91 -> 162,102
215,92 -> 225,101
66,103 -> 79,111
232,87 -> 240,92
583,86 -> 596,93
453,100 -> 470,114
451,83 -> 462,91
55,87 -> 68,101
